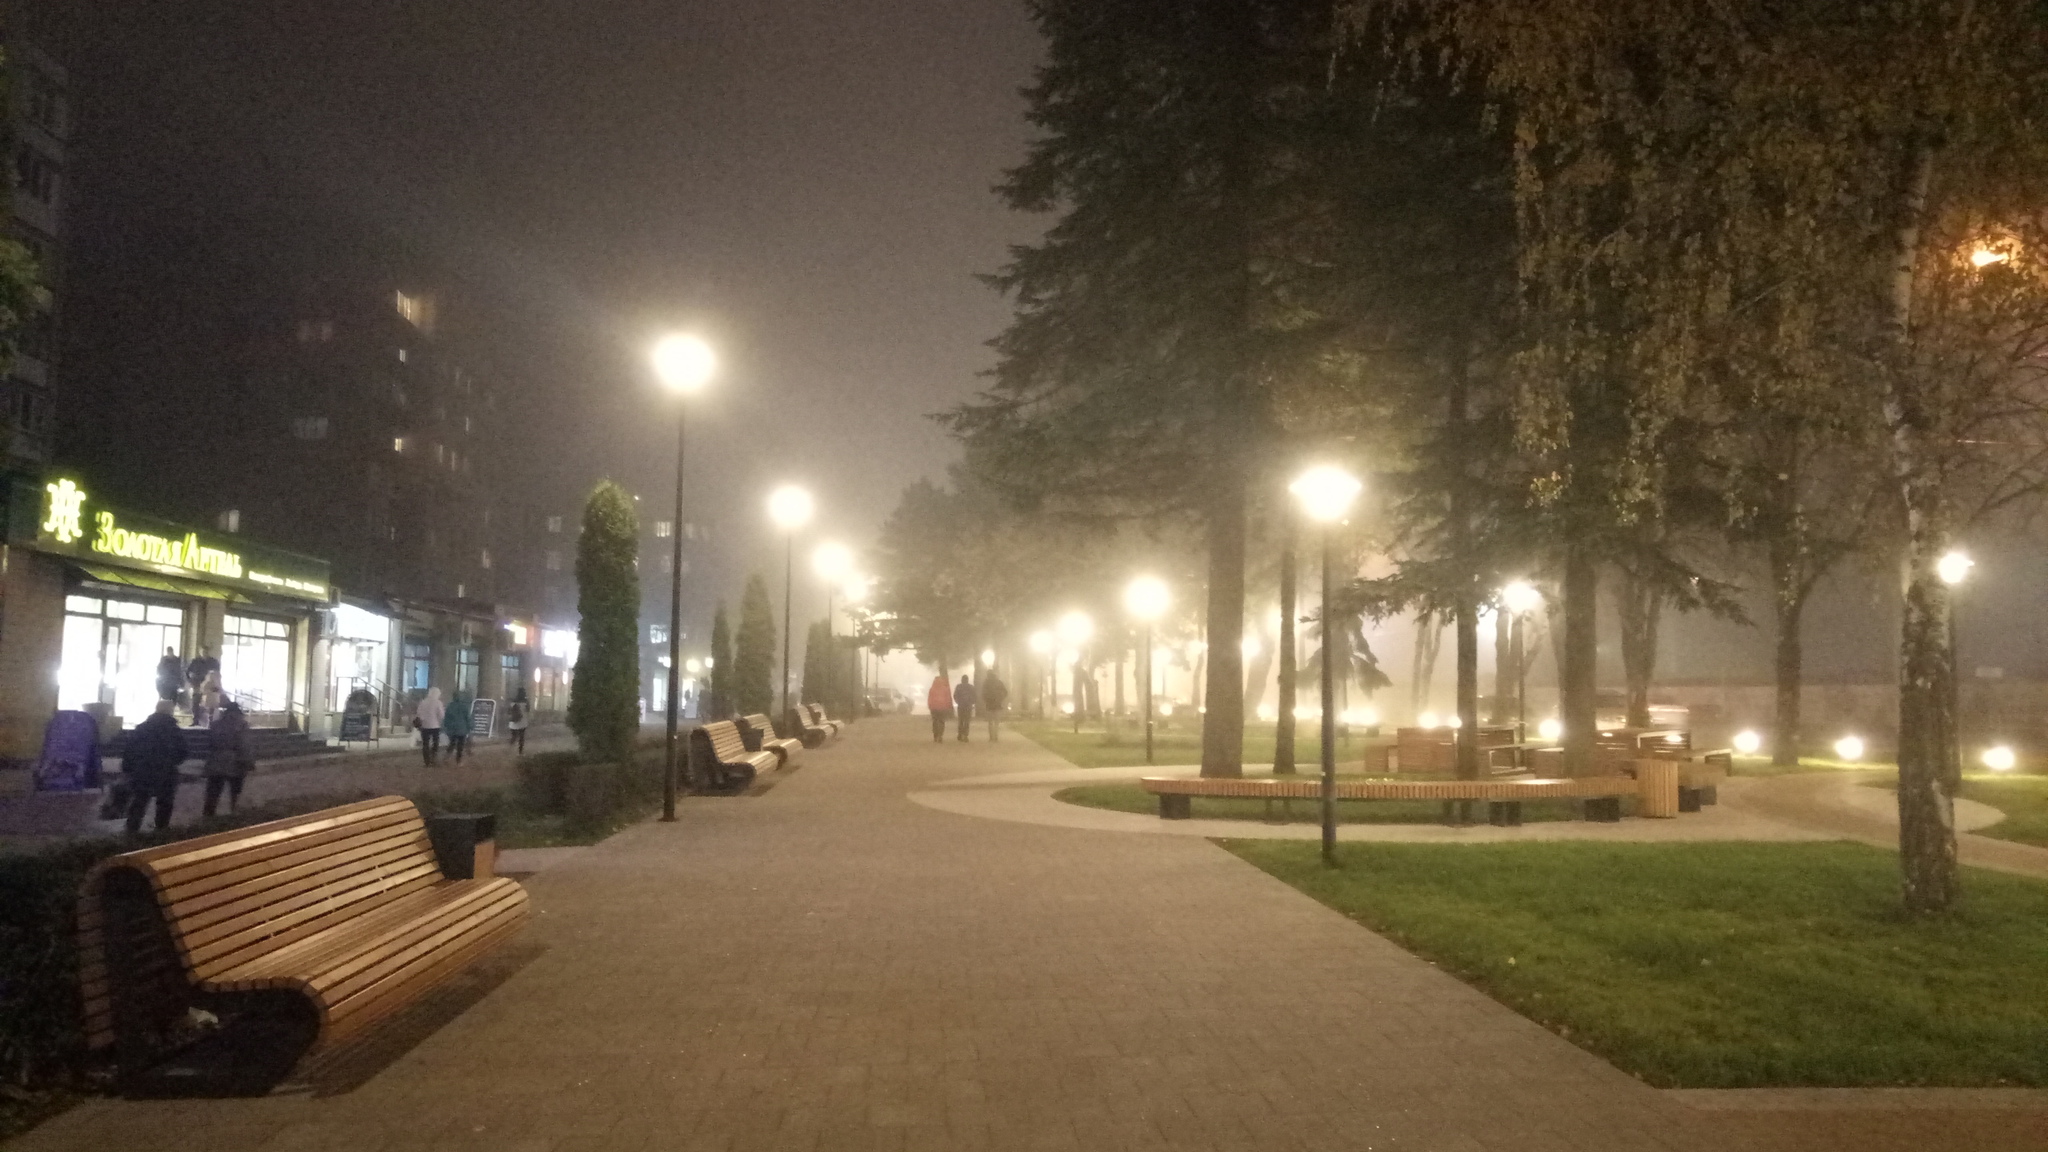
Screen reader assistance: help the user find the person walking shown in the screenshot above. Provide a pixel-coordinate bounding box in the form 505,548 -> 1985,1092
926,674 -> 953,743
194,669 -> 222,728
202,701 -> 254,817
444,693 -> 473,764
185,647 -> 219,714
982,672 -> 1008,742
122,700 -> 189,834
415,687 -> 445,766
154,648 -> 184,705
953,674 -> 978,743
506,691 -> 530,754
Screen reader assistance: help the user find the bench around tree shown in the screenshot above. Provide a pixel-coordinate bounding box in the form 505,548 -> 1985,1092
1139,773 -> 1659,825
78,796 -> 531,1071
691,720 -> 776,792
739,713 -> 804,768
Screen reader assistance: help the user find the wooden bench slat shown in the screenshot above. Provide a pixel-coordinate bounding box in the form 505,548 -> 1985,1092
155,809 -> 428,901
171,828 -> 438,935
186,866 -> 445,979
177,842 -> 440,958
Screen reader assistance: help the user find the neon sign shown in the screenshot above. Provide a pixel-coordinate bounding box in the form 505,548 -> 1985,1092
91,511 -> 245,579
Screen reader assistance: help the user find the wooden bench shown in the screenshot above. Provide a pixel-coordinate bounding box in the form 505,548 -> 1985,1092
1395,725 -> 1518,773
691,720 -> 776,792
739,713 -> 804,768
805,703 -> 844,740
787,706 -> 831,748
1139,773 -> 1649,825
77,796 -> 530,1069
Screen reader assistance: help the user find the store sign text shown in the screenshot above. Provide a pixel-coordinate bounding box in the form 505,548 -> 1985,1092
90,511 -> 246,579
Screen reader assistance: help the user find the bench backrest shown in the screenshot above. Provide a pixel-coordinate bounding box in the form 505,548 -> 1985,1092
701,720 -> 751,762
805,703 -> 830,725
78,795 -> 443,1050
741,714 -> 784,742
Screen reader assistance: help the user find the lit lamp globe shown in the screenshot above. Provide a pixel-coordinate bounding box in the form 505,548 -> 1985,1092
1124,576 -> 1170,621
812,541 -> 853,583
651,333 -> 717,394
1937,549 -> 1974,586
768,485 -> 814,531
1289,464 -> 1363,523
841,574 -> 871,604
1057,610 -> 1094,647
1028,630 -> 1054,655
980,648 -> 996,667
1501,580 -> 1542,615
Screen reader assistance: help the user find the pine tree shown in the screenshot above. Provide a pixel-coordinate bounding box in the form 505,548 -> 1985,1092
566,481 -> 640,763
708,602 -> 734,720
734,574 -> 777,716
800,620 -> 830,706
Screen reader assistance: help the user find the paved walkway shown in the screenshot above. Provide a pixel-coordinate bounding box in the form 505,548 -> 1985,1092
13,718 -> 2047,1152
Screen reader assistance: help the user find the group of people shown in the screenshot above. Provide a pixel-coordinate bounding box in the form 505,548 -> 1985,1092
116,696 -> 256,835
927,671 -> 1008,742
153,646 -> 223,724
413,687 -> 531,765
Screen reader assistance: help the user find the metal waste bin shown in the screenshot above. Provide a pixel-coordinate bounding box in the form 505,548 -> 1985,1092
425,812 -> 497,878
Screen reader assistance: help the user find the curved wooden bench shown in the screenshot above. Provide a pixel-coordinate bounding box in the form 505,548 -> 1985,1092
78,796 -> 529,1067
1138,773 -> 1650,825
691,720 -> 775,792
739,713 -> 804,768
788,706 -> 831,748
805,703 -> 844,740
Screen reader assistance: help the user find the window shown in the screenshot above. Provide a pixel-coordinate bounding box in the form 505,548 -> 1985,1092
479,549 -> 492,569
456,647 -> 480,697
654,521 -> 672,539
393,437 -> 407,453
291,416 -> 329,440
456,582 -> 467,599
544,550 -> 562,571
402,642 -> 432,691
222,615 -> 294,712
433,443 -> 444,464
217,508 -> 240,533
649,624 -> 668,645
545,515 -> 562,533
295,320 -> 334,344
463,415 -> 472,434
661,553 -> 673,575
397,347 -> 408,363
395,291 -> 434,330
15,146 -> 57,204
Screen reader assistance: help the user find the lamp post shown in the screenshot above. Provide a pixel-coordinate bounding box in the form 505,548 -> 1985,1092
1290,464 -> 1362,867
768,485 -> 814,731
1057,610 -> 1093,733
1500,581 -> 1542,741
1124,576 -> 1170,765
650,333 -> 716,822
1028,629 -> 1053,718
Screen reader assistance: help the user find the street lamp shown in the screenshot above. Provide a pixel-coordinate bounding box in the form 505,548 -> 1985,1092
1290,464 -> 1362,867
768,485 -> 814,730
1500,580 -> 1542,740
651,333 -> 716,822
1124,575 -> 1170,764
1057,610 -> 1093,733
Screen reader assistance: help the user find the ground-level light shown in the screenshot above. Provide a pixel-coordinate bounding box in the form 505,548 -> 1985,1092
1417,711 -> 1440,730
980,648 -> 995,667
1340,707 -> 1377,727
1833,735 -> 1865,761
1733,729 -> 1762,755
1982,745 -> 2017,772
1537,717 -> 1563,742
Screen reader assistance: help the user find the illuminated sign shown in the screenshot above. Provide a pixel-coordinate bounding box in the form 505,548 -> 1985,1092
15,475 -> 332,602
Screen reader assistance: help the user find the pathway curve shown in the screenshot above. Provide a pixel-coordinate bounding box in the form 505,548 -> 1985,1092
12,718 -> 2045,1152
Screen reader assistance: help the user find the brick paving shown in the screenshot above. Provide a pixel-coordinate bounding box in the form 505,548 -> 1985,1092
12,716 -> 2048,1152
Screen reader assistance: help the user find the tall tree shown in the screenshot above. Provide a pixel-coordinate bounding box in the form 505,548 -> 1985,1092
734,574 -> 777,717
566,481 -> 640,763
708,601 -> 734,720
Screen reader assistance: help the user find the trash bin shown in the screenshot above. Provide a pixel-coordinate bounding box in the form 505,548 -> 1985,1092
425,812 -> 497,878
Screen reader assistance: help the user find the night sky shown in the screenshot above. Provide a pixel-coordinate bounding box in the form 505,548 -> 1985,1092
25,0 -> 1042,617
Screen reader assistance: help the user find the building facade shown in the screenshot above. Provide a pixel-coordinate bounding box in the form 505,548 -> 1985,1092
6,44 -> 67,464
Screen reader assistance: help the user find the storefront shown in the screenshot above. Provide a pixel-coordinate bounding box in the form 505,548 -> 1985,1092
1,474 -> 331,757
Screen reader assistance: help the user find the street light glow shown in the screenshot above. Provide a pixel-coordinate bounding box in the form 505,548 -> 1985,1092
1971,247 -> 2010,268
1501,580 -> 1542,615
650,333 -> 717,394
1240,635 -> 1261,661
812,541 -> 853,582
1028,630 -> 1053,655
1417,711 -> 1440,730
1733,729 -> 1762,755
980,648 -> 996,667
1537,718 -> 1563,742
1983,745 -> 2017,771
841,574 -> 871,603
1123,575 -> 1170,621
767,485 -> 814,531
1937,549 -> 1974,585
1834,735 -> 1865,761
1057,609 -> 1094,647
1289,464 -> 1362,523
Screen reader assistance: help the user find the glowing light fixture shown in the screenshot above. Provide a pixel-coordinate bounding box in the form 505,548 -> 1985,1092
1733,729 -> 1762,755
1123,575 -> 1170,621
1289,464 -> 1363,523
841,574 -> 871,603
1028,630 -> 1053,655
1982,745 -> 2017,772
1241,636 -> 1261,661
1537,718 -> 1563,742
1971,247 -> 2010,268
650,333 -> 717,394
980,648 -> 996,667
1833,735 -> 1865,762
685,658 -> 703,674
812,541 -> 853,582
1501,580 -> 1542,615
1937,549 -> 1974,586
767,485 -> 814,531
1417,711 -> 1440,730
1057,610 -> 1094,647
1447,714 -> 1463,729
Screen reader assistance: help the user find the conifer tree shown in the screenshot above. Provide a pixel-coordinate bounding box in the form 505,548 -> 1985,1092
734,574 -> 777,716
708,602 -> 734,719
566,481 -> 640,763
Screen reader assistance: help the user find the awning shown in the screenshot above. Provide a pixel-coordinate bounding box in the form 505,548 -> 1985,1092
71,563 -> 252,603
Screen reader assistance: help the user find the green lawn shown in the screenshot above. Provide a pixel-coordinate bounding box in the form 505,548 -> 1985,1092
1224,839 -> 2048,1087
1053,781 -> 1588,823
1954,774 -> 2048,849
1728,754 -> 1887,777
1013,718 -> 1376,769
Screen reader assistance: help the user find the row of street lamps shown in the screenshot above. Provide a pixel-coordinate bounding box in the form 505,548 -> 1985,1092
650,334 -> 871,823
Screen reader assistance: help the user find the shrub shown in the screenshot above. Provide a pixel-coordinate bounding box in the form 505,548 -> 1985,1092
735,573 -> 777,716
567,480 -> 641,764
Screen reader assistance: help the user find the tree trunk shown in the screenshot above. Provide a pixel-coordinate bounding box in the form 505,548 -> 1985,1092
1560,544 -> 1599,776
1489,603 -> 1511,725
1275,527 -> 1298,774
1615,569 -> 1661,730
1882,138 -> 1958,915
1200,466 -> 1248,777
1771,558 -> 1806,767
1455,596 -> 1479,780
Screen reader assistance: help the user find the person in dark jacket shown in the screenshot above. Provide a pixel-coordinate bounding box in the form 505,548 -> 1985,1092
123,700 -> 189,834
202,701 -> 254,817
154,648 -> 184,704
981,673 -> 1008,742
952,675 -> 978,743
444,694 -> 473,763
